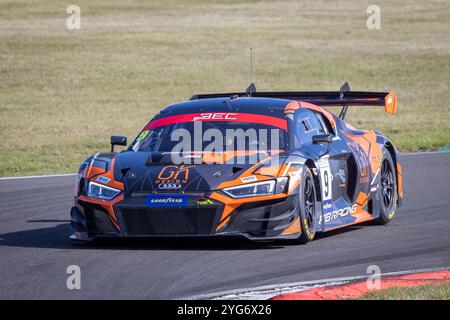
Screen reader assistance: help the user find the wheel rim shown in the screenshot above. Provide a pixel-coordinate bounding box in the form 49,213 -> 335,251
303,175 -> 315,230
381,159 -> 395,210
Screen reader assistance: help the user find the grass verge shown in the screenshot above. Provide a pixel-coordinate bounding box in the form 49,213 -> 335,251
357,282 -> 450,300
1,0 -> 449,176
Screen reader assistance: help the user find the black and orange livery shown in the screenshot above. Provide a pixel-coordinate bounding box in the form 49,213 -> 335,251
71,83 -> 403,243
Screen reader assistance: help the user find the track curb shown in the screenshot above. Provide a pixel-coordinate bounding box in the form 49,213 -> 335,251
185,267 -> 450,300
271,269 -> 450,300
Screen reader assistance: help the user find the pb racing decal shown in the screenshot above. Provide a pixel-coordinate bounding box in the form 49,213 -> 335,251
319,204 -> 357,224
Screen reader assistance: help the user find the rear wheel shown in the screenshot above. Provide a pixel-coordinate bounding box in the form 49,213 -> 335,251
375,148 -> 398,224
297,167 -> 317,244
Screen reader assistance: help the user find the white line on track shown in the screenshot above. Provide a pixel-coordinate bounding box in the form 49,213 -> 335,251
0,151 -> 448,181
0,173 -> 76,181
184,266 -> 450,300
401,150 -> 449,156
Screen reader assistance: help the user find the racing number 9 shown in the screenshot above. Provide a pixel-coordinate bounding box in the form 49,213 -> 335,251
323,170 -> 329,198
319,157 -> 332,201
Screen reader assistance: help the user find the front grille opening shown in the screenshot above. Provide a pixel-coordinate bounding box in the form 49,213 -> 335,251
120,208 -> 216,236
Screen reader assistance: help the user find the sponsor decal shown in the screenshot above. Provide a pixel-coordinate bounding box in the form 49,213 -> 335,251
320,204 -> 357,224
240,175 -> 258,183
182,154 -> 202,160
323,199 -> 333,213
197,199 -> 214,206
192,113 -> 238,121
96,175 -> 110,184
145,195 -> 188,207
135,130 -> 149,142
370,155 -> 382,163
155,165 -> 194,185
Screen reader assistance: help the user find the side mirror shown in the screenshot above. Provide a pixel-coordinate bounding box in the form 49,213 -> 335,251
312,133 -> 333,145
110,135 -> 127,152
312,133 -> 333,156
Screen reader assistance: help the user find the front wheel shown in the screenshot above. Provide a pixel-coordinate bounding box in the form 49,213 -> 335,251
375,148 -> 398,224
296,167 -> 317,244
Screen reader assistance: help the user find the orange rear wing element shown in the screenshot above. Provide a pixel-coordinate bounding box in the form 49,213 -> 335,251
299,90 -> 398,118
384,92 -> 398,115
190,82 -> 398,120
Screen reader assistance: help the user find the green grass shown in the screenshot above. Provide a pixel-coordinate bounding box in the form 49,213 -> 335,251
0,0 -> 449,176
357,282 -> 450,300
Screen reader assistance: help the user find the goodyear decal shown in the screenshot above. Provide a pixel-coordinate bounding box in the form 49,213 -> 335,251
145,195 -> 188,207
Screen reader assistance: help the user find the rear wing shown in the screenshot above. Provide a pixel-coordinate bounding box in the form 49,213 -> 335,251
190,82 -> 398,119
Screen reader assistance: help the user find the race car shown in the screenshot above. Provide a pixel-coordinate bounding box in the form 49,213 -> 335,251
70,82 -> 403,243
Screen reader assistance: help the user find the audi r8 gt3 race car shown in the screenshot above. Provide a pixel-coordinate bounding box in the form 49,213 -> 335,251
70,82 -> 403,243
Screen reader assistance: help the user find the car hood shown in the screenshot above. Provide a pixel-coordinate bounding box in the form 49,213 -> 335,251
112,151 -> 284,193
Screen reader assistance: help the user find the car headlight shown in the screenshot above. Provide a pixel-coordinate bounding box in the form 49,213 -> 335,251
222,177 -> 288,199
87,181 -> 121,200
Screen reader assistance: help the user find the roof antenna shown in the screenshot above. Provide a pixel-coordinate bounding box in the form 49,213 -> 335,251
339,81 -> 350,120
245,48 -> 256,97
250,47 -> 253,84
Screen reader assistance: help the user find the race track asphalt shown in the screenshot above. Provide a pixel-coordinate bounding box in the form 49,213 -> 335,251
0,152 -> 449,299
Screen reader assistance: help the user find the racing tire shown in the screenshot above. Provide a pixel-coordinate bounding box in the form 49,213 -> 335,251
296,167 -> 317,244
375,148 -> 398,225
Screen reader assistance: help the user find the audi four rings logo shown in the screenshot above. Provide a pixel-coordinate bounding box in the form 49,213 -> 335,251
157,183 -> 182,190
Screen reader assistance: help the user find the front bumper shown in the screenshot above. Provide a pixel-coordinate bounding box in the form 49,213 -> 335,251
70,194 -> 300,241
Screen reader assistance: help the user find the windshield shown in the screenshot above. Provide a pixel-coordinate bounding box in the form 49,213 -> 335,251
130,115 -> 287,153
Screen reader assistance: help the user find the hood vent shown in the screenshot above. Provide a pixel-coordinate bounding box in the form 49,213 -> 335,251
232,166 -> 244,174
